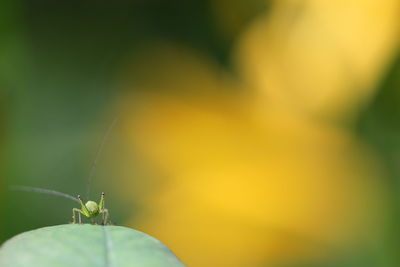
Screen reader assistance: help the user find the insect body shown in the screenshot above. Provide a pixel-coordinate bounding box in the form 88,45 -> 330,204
73,192 -> 109,224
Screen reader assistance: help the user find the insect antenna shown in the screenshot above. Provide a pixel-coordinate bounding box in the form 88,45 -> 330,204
10,185 -> 80,203
86,117 -> 118,200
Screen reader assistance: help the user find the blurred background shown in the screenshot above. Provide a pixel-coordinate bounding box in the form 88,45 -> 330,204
1,0 -> 400,266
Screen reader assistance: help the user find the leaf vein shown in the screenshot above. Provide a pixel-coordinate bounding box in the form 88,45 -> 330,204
102,226 -> 113,267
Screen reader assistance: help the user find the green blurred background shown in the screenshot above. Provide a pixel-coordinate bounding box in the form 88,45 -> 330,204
1,0 -> 400,266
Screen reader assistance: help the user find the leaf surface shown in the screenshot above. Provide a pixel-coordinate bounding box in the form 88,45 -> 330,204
0,224 -> 185,267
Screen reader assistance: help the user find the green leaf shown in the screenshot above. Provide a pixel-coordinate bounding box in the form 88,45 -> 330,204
0,224 -> 185,267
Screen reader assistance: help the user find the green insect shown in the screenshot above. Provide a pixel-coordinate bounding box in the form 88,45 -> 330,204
12,186 -> 110,225
73,192 -> 109,224
12,118 -> 117,225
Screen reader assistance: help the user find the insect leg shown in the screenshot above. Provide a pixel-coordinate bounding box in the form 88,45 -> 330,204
72,208 -> 78,224
73,208 -> 84,224
101,208 -> 110,225
77,195 -> 90,216
99,192 -> 105,211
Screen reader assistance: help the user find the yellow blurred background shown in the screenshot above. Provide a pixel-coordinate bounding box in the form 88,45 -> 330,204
2,0 -> 400,266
